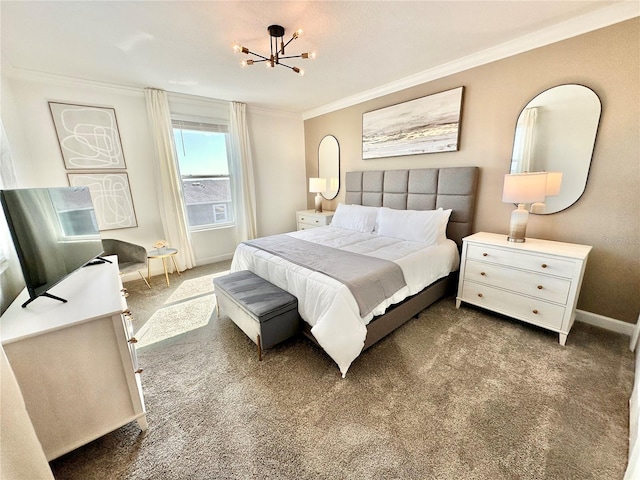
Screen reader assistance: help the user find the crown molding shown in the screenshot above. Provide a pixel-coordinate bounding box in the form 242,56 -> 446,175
302,2 -> 639,120
246,104 -> 303,119
3,64 -> 146,97
3,63 -> 302,119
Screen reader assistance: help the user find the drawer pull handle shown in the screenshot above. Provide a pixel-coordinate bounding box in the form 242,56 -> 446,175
477,293 -> 483,298
480,272 -> 486,276
135,368 -> 144,374
128,337 -> 138,344
532,309 -> 539,314
300,217 -> 305,221
482,252 -> 488,257
541,263 -> 548,269
315,220 -> 319,223
537,285 -> 543,290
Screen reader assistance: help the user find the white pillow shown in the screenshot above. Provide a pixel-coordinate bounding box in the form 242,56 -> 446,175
330,203 -> 379,233
376,207 -> 451,245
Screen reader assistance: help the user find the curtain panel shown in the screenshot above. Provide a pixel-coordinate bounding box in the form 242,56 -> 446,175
228,102 -> 257,242
144,88 -> 196,270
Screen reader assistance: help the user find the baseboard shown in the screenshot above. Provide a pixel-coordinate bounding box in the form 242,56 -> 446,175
195,253 -> 234,266
575,309 -> 635,336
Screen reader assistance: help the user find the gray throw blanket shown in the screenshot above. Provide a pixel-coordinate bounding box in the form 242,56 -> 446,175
244,234 -> 407,317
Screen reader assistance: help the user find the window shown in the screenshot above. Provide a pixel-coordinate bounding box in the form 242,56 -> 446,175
172,120 -> 234,230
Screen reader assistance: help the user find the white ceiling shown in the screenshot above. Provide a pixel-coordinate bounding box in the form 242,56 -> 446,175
1,1 -> 636,117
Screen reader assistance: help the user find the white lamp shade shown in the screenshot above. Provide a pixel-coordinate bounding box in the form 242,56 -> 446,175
309,177 -> 326,193
545,171 -> 563,196
502,173 -> 547,204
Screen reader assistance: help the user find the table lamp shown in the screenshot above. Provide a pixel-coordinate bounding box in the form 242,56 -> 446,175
309,177 -> 327,213
530,171 -> 563,214
502,172 -> 548,242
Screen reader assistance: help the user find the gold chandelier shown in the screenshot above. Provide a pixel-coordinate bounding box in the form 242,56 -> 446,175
233,24 -> 316,76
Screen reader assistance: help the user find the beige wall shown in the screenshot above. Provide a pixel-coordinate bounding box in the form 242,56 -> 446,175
304,19 -> 639,323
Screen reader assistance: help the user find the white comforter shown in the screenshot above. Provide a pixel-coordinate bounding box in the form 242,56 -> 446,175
230,226 -> 460,376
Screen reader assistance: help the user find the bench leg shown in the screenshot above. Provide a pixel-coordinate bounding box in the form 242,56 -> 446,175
257,334 -> 262,361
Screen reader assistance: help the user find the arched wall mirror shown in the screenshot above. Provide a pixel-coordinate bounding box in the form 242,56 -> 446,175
318,135 -> 340,200
510,84 -> 601,214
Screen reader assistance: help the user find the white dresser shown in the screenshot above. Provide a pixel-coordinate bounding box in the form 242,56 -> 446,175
296,209 -> 334,230
0,256 -> 147,460
456,232 -> 591,345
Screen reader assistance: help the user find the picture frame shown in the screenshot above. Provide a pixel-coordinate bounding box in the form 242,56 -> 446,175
362,86 -> 464,160
49,102 -> 126,170
67,172 -> 138,230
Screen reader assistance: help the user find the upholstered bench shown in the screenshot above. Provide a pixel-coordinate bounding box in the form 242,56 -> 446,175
213,270 -> 300,360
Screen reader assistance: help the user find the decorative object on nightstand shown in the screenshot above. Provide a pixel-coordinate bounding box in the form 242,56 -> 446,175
296,209 -> 334,230
502,172 -> 547,242
502,171 -> 563,242
456,232 -> 591,346
309,177 -> 327,213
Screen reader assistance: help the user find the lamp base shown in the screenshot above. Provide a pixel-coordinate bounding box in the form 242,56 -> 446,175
507,204 -> 529,243
314,193 -> 323,213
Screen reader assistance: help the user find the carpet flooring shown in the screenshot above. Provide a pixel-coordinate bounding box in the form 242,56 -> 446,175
49,262 -> 634,479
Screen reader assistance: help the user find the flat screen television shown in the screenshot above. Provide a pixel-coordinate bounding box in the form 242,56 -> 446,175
0,186 -> 105,308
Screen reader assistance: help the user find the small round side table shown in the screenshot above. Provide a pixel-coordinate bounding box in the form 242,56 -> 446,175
147,248 -> 181,286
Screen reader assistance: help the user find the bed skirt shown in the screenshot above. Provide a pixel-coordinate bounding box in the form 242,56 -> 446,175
301,273 -> 457,352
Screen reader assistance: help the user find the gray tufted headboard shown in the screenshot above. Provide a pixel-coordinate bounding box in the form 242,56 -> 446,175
345,167 -> 479,248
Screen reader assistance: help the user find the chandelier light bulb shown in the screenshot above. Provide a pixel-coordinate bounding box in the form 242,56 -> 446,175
293,67 -> 305,76
302,52 -> 316,60
233,43 -> 248,54
294,28 -> 304,39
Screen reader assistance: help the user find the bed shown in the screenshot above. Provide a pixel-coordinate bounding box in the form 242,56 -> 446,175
230,167 -> 479,376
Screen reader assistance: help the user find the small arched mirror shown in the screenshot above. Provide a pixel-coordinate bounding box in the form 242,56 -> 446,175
318,135 -> 340,200
510,84 -> 601,214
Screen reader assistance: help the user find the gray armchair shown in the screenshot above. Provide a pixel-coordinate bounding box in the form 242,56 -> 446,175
102,239 -> 151,289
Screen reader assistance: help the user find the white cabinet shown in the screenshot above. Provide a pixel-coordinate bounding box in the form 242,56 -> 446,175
296,209 -> 334,230
456,232 -> 591,345
0,256 -> 147,461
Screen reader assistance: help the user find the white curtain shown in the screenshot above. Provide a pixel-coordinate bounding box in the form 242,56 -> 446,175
513,107 -> 538,172
0,120 -> 18,275
144,88 -> 196,270
228,102 -> 257,242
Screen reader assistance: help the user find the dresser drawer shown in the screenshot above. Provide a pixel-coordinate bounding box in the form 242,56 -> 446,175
297,213 -> 330,227
461,281 -> 565,330
464,260 -> 571,304
466,244 -> 575,278
296,211 -> 333,230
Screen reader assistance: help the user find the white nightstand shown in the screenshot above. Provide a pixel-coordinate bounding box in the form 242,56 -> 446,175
456,232 -> 591,345
296,210 -> 334,230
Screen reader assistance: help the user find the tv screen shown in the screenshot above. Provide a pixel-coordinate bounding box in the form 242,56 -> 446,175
0,186 -> 104,307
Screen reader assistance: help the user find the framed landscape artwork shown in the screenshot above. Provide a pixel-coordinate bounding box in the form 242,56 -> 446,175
49,102 -> 126,170
68,173 -> 138,230
362,86 -> 464,160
